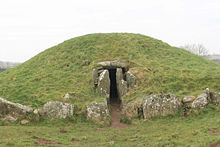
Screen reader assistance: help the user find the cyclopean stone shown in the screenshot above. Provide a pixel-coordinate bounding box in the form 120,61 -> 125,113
86,101 -> 111,126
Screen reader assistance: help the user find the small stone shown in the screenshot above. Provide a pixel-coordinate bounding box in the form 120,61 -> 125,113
182,96 -> 195,103
20,119 -> 29,125
63,92 -> 76,99
2,115 -> 17,122
33,109 -> 39,114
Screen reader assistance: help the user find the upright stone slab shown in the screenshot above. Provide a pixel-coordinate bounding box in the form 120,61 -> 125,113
126,71 -> 136,88
92,68 -> 99,87
116,68 -> 127,98
98,70 -> 110,97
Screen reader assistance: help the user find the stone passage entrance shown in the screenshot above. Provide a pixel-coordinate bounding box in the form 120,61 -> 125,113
93,60 -> 136,127
109,68 -> 119,104
93,60 -> 136,105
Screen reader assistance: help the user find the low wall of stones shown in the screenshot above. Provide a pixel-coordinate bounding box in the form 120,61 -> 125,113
0,90 -> 220,126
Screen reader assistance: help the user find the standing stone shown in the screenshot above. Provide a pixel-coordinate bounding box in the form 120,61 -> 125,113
97,70 -> 110,97
126,71 -> 136,88
92,68 -> 99,87
116,68 -> 127,98
86,101 -> 111,126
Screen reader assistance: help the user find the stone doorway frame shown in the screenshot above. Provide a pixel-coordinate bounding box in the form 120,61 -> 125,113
92,60 -> 136,105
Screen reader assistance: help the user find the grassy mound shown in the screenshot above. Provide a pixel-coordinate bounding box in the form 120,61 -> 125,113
0,33 -> 220,107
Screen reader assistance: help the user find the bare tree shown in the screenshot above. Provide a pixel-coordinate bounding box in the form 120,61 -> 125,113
180,43 -> 209,56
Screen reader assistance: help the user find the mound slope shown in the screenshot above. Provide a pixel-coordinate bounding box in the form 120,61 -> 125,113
0,33 -> 220,107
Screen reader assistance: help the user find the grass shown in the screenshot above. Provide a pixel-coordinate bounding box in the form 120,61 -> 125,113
0,33 -> 220,109
0,106 -> 219,146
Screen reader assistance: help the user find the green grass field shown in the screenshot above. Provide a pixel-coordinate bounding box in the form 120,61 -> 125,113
0,106 -> 219,147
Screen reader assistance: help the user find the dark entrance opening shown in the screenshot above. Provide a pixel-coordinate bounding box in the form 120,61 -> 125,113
108,69 -> 120,104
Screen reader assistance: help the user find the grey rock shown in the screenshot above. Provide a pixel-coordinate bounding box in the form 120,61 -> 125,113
0,97 -> 33,118
92,68 -> 99,86
97,70 -> 110,97
116,68 -> 127,98
122,99 -> 143,118
143,94 -> 181,119
97,60 -> 129,71
210,92 -> 220,105
39,101 -> 74,119
126,71 -> 136,88
182,96 -> 196,103
86,101 -> 111,126
191,93 -> 208,109
2,115 -> 17,122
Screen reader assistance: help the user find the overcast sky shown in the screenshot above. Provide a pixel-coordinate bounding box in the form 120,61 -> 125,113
0,0 -> 220,62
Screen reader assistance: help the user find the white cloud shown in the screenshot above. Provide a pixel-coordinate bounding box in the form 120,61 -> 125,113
0,0 -> 220,62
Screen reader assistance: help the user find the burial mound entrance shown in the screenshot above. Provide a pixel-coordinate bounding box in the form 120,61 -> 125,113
93,60 -> 136,127
93,60 -> 136,105
109,68 -> 120,104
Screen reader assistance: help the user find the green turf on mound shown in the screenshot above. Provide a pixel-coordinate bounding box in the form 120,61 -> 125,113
0,33 -> 220,107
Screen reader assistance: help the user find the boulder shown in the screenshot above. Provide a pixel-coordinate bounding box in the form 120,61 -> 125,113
39,101 -> 74,119
191,93 -> 208,109
97,70 -> 110,97
86,102 -> 111,126
143,94 -> 181,119
0,97 -> 33,118
210,92 -> 220,106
